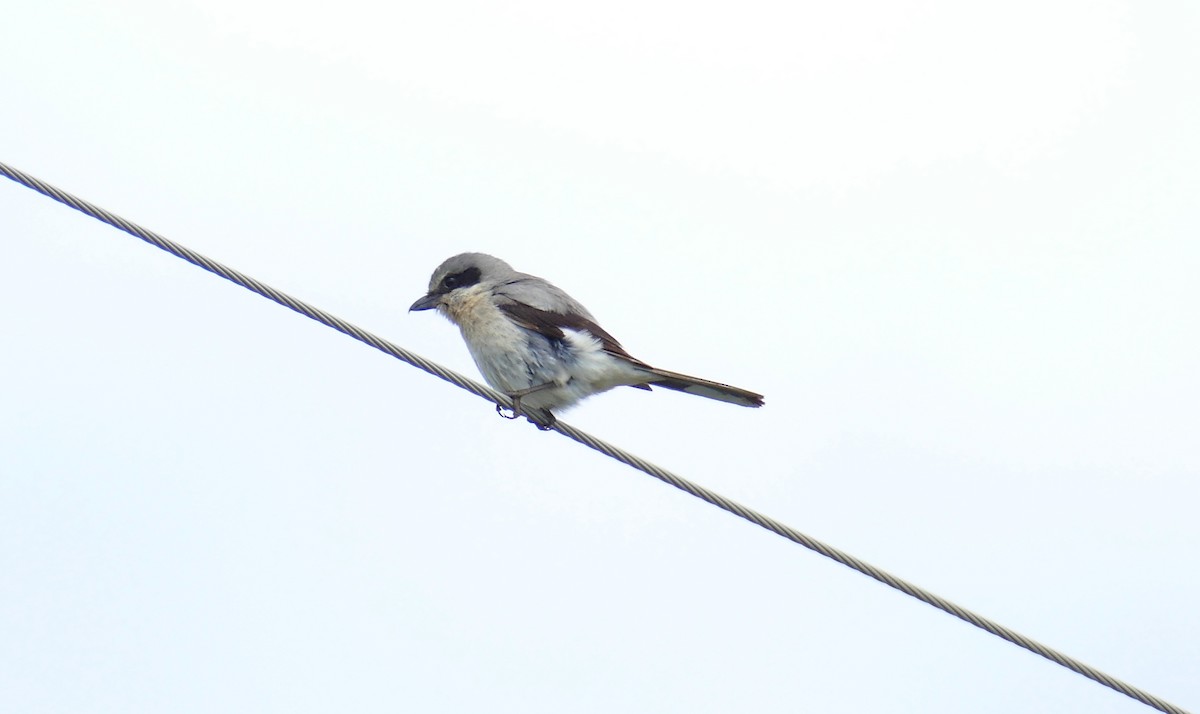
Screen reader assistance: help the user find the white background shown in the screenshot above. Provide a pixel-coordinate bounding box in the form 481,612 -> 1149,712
2,2 -> 1197,712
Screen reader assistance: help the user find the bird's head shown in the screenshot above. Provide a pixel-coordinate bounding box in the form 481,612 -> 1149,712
410,253 -> 515,321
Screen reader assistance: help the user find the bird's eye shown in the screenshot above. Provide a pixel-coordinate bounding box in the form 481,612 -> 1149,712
440,267 -> 482,293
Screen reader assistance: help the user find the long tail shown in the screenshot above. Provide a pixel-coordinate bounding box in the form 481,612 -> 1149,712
641,368 -> 764,408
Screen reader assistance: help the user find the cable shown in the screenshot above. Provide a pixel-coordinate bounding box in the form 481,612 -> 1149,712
1,160 -> 1191,714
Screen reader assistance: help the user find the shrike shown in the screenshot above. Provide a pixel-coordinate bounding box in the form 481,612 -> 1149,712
410,253 -> 763,426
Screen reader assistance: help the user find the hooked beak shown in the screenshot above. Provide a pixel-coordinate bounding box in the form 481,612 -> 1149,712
409,293 -> 441,312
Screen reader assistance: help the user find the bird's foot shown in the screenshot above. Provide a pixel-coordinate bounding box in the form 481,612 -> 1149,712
496,386 -> 556,430
528,409 -> 556,430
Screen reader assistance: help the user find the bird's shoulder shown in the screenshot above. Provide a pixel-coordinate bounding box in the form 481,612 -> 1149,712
492,278 -> 644,364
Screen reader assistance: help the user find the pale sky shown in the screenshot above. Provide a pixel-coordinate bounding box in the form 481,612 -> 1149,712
2,2 -> 1197,713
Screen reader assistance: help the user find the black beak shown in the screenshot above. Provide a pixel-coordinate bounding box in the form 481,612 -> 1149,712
409,293 -> 441,311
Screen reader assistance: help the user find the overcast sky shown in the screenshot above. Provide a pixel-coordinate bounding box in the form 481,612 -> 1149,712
2,2 -> 1197,713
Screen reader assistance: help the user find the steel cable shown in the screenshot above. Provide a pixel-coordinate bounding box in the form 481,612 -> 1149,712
2,160 -> 1190,714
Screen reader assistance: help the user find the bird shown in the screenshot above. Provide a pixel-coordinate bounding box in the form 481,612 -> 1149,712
410,253 -> 763,427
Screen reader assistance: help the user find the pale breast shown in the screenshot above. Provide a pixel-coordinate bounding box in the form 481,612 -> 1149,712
447,291 -> 565,393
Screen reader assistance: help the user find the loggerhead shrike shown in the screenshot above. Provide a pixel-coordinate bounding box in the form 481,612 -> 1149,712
410,253 -> 763,426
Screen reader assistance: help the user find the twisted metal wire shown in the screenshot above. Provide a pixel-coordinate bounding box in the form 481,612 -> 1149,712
2,160 -> 1190,714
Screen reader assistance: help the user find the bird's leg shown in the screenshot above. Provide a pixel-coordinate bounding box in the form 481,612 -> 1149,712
506,382 -> 555,416
496,382 -> 557,429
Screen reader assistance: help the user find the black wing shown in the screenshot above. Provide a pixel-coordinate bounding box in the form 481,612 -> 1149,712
497,302 -> 646,362
497,302 -> 655,390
